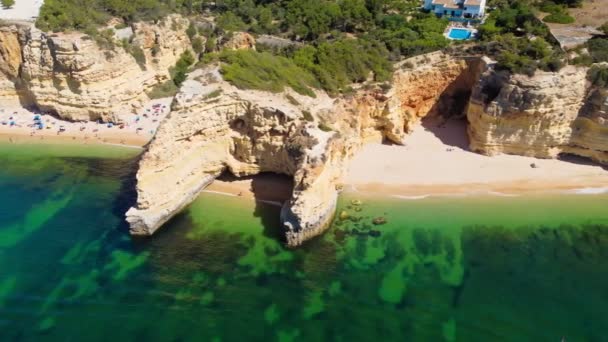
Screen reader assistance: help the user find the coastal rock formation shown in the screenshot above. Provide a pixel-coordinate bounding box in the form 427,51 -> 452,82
0,26 -> 25,103
126,67 -> 340,245
468,60 -> 608,165
0,15 -> 191,121
127,52 -> 475,246
222,32 -> 256,50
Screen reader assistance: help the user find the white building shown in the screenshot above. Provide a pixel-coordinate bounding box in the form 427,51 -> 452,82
423,0 -> 486,19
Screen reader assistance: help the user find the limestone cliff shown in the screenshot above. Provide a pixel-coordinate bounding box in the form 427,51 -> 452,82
0,15 -> 191,121
127,52 -> 474,246
0,25 -> 25,104
468,59 -> 608,165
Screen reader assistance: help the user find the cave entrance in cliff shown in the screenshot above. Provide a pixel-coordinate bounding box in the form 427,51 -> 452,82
416,64 -> 475,151
214,171 -> 294,242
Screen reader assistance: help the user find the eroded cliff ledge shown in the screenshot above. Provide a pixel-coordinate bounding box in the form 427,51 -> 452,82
468,59 -> 608,165
0,15 -> 191,121
126,52 -> 475,246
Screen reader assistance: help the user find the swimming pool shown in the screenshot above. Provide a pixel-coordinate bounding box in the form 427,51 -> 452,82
448,28 -> 472,40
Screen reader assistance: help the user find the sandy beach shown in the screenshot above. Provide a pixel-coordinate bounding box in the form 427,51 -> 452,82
345,117 -> 608,197
0,0 -> 43,21
206,173 -> 294,206
206,117 -> 607,201
0,98 -> 172,147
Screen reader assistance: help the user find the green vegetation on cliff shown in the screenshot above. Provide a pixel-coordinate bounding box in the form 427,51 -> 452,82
217,50 -> 319,96
477,0 -> 563,75
214,37 -> 392,96
36,0 -> 445,94
1,0 -> 15,9
588,65 -> 608,87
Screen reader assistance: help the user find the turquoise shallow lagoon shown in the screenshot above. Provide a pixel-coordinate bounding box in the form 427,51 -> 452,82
1,143 -> 607,341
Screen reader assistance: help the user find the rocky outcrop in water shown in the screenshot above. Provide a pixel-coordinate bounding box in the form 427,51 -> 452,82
468,59 -> 608,165
126,52 -> 473,246
0,15 -> 191,121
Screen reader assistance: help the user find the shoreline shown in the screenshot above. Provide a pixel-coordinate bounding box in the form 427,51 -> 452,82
0,132 -> 147,149
0,99 -> 172,149
343,178 -> 608,199
204,174 -> 608,204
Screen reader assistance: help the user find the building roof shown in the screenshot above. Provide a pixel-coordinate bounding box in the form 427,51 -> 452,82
431,0 -> 463,9
464,0 -> 482,6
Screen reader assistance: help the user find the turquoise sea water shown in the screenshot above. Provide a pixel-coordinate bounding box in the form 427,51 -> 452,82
1,144 -> 608,341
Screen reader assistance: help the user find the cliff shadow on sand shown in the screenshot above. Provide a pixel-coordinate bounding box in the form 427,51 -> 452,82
421,117 -> 470,151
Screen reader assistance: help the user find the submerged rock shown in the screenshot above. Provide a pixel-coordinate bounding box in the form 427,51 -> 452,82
372,217 -> 388,225
339,211 -> 350,221
351,199 -> 363,206
369,230 -> 381,237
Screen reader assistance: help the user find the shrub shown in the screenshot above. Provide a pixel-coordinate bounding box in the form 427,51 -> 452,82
588,65 -> 608,87
543,13 -> 575,24
219,50 -> 318,97
302,110 -> 314,122
216,11 -> 247,32
205,37 -> 217,53
318,122 -> 333,132
539,1 -> 564,14
588,37 -> 608,62
94,29 -> 116,50
147,80 -> 179,99
293,38 -> 392,95
172,50 -> 195,87
192,37 -> 204,54
571,54 -> 593,65
186,22 -> 197,40
122,39 -> 147,70
203,89 -> 223,100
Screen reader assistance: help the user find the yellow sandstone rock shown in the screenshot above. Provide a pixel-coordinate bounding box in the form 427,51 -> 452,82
126,52 -> 473,246
467,59 -> 608,165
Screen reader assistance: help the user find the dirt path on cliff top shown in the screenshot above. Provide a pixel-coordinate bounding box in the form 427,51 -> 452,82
345,117 -> 608,196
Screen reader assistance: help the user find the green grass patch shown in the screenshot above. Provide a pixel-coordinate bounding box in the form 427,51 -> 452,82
543,12 -> 575,24
219,50 -> 318,97
147,80 -> 179,99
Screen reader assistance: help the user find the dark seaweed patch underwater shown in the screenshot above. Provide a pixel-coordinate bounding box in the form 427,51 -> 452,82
0,143 -> 607,341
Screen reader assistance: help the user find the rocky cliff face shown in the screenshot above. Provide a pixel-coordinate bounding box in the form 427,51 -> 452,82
0,15 -> 191,121
127,52 -> 474,246
468,59 -> 608,165
0,25 -> 25,104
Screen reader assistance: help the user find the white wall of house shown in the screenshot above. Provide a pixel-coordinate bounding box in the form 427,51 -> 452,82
424,0 -> 486,18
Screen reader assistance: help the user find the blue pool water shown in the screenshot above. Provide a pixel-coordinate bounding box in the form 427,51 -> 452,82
448,28 -> 472,40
